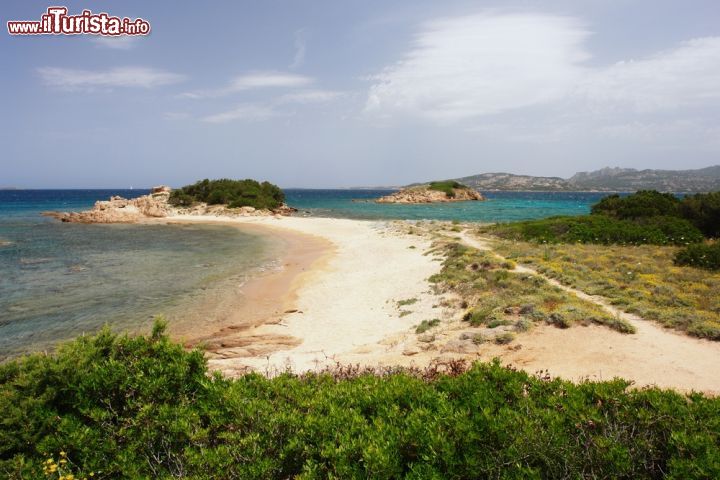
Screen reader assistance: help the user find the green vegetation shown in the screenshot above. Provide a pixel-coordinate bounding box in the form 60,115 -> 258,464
427,180 -> 468,198
591,190 -> 681,219
397,298 -> 418,307
492,240 -> 720,340
169,178 -> 285,210
494,332 -> 515,344
486,190 -> 720,247
674,242 -> 720,271
487,214 -> 703,246
415,318 -> 440,334
680,192 -> 720,237
429,242 -> 635,334
2,324 -> 719,479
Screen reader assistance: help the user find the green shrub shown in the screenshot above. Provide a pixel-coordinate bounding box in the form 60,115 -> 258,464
674,242 -> 720,270
416,318 -> 440,334
169,178 -> 285,210
591,190 -> 681,219
494,332 -> 515,344
1,325 -> 719,479
679,192 -> 720,238
488,215 -> 703,246
428,180 -> 469,198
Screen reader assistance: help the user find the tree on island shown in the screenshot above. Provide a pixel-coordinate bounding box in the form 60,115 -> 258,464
169,178 -> 285,210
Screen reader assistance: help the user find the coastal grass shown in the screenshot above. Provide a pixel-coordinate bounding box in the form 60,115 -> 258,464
397,298 -> 418,307
2,323 -> 719,479
428,241 -> 635,335
490,238 -> 720,340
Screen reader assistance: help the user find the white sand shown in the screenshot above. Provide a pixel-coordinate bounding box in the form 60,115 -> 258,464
168,215 -> 445,373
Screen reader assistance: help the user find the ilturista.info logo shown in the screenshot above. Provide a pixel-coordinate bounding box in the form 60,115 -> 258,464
7,6 -> 150,36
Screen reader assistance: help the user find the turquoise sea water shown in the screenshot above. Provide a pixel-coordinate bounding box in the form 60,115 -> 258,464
285,189 -> 605,221
0,190 -> 283,358
0,188 -> 605,358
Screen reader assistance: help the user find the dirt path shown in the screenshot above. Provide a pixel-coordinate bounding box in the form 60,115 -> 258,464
455,230 -> 720,395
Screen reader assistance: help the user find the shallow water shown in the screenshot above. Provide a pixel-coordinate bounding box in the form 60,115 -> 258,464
0,190 -> 282,358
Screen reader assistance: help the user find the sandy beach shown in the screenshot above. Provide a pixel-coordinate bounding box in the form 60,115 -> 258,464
152,215 -> 720,395
162,215 -> 446,375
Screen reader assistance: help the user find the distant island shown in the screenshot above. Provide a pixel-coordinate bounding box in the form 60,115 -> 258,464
376,180 -> 485,203
452,165 -> 720,192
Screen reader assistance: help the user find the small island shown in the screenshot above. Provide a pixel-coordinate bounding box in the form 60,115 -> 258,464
376,180 -> 485,203
43,178 -> 296,223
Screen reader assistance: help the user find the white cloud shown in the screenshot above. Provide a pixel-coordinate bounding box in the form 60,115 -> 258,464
201,104 -> 285,123
367,13 -> 720,125
276,90 -> 344,104
38,66 -> 185,90
92,36 -> 140,50
577,37 -> 720,112
290,29 -> 307,69
366,13 -> 591,122
180,72 -> 313,99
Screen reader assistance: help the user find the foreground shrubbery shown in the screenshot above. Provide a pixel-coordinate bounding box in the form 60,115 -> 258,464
487,190 -> 719,247
674,242 -> 720,271
1,324 -> 719,479
169,178 -> 285,210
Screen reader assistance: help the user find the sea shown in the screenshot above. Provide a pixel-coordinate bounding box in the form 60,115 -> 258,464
0,188 -> 607,358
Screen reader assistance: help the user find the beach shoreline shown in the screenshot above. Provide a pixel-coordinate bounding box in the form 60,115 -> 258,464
150,215 -> 446,376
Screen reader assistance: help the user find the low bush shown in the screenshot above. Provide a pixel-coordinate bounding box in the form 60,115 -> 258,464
487,214 -> 703,246
674,242 -> 720,270
591,190 -> 681,219
415,318 -> 440,334
679,192 -> 720,238
1,325 -> 719,479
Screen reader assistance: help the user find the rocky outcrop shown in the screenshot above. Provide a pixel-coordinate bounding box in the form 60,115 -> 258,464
42,185 -> 297,223
172,202 -> 298,218
376,186 -> 484,204
43,188 -> 172,223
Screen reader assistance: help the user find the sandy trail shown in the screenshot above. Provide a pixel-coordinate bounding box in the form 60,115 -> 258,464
454,230 -> 720,394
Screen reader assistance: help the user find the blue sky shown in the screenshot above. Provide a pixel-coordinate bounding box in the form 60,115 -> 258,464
2,0 -> 719,188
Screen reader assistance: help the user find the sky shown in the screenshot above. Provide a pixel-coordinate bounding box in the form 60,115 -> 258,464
2,0 -> 719,188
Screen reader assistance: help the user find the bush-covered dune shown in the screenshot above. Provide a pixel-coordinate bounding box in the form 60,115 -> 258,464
1,323 -> 718,479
